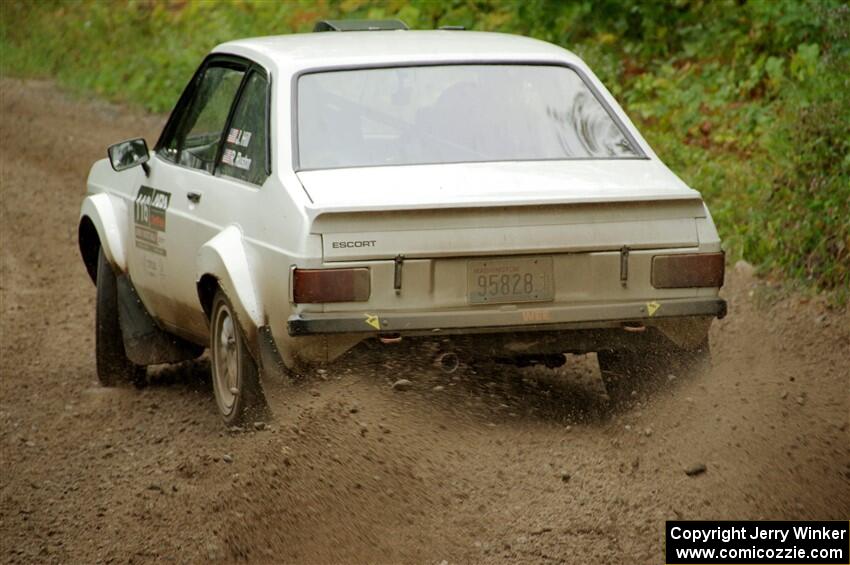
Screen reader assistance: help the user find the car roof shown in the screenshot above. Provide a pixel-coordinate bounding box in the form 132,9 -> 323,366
212,30 -> 581,74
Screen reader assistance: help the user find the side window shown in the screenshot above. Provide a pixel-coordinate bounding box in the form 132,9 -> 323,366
160,65 -> 245,173
217,72 -> 269,185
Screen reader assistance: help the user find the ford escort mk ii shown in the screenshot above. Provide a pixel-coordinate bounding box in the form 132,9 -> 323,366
78,21 -> 726,424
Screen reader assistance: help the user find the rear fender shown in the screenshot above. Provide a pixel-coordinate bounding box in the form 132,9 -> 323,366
117,274 -> 203,364
196,225 -> 263,348
79,193 -> 129,273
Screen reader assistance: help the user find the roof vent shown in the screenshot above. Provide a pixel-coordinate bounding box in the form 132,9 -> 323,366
439,25 -> 466,30
313,19 -> 409,32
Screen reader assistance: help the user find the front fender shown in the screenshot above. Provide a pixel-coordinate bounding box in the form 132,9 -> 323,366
79,192 -> 129,272
197,225 -> 263,342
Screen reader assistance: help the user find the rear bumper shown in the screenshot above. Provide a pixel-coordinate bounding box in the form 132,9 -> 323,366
287,296 -> 726,337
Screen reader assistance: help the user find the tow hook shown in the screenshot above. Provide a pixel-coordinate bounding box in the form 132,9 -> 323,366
622,322 -> 646,333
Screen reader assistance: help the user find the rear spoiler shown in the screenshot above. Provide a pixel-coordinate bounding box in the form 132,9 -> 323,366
310,198 -> 707,262
305,193 -> 705,225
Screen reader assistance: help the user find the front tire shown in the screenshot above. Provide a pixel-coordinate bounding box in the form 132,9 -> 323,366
95,249 -> 145,386
210,290 -> 267,425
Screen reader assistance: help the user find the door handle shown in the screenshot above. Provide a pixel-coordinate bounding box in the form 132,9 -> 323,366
187,191 -> 202,204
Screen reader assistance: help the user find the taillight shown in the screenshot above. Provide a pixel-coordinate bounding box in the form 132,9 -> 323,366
651,252 -> 725,289
292,268 -> 370,303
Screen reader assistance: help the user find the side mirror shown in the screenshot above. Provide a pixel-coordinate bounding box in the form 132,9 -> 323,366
108,138 -> 150,175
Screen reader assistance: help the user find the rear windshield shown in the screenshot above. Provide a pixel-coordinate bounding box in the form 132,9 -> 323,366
296,64 -> 642,170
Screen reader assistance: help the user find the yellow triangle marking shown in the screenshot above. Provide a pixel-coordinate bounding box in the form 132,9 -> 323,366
646,301 -> 661,317
364,313 -> 381,330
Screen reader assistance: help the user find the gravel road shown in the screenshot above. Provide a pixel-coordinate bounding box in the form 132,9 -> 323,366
1,79 -> 848,564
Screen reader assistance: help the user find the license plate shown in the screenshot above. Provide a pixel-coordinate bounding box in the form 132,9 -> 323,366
467,256 -> 554,305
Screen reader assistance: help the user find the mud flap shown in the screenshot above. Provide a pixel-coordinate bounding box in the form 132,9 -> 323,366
255,326 -> 299,412
116,275 -> 204,365
257,325 -> 294,381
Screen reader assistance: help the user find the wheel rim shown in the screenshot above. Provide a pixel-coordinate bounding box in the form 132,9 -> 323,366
212,302 -> 239,415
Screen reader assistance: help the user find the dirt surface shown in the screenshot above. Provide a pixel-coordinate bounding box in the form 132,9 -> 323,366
1,78 -> 848,564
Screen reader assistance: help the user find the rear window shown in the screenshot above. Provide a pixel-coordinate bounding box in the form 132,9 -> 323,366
297,64 -> 642,170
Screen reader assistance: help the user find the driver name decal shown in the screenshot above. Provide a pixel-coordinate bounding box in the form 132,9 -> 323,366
226,127 -> 252,148
134,185 -> 170,256
222,128 -> 254,171
221,148 -> 252,171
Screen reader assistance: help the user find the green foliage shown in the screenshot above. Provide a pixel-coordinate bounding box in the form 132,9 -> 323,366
1,0 -> 847,299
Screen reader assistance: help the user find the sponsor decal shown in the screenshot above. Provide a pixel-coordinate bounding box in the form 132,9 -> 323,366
135,239 -> 166,256
364,313 -> 381,330
143,255 -> 164,277
646,301 -> 661,317
134,186 -> 170,231
521,310 -> 551,322
134,186 -> 170,255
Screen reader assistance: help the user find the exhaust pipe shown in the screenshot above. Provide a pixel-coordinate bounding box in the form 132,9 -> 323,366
378,333 -> 403,344
435,352 -> 460,374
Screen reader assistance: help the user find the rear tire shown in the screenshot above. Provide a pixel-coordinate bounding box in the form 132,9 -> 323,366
209,289 -> 268,425
598,339 -> 710,405
95,249 -> 145,386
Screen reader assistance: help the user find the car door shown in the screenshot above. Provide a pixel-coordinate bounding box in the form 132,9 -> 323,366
132,56 -> 270,341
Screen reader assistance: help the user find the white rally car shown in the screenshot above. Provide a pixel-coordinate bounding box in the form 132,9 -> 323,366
79,20 -> 725,424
